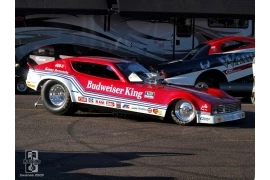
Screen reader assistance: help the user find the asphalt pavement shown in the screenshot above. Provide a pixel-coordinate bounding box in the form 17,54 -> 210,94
15,94 -> 255,180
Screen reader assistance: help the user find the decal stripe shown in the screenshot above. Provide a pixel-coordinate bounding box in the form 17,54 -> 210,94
223,63 -> 252,75
32,69 -> 167,109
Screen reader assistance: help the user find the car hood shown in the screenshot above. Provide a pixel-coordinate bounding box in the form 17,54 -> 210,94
142,83 -> 238,104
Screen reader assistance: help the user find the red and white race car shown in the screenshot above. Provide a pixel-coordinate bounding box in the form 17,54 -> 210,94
26,56 -> 245,125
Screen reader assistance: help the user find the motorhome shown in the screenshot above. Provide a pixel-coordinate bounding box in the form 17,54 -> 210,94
16,14 -> 254,67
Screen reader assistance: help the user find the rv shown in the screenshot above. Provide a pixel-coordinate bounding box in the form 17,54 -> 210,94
16,14 -> 254,67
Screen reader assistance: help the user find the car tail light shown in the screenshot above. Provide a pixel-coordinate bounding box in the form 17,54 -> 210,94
159,70 -> 168,78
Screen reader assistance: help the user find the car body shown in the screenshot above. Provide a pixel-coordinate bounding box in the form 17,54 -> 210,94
251,57 -> 255,104
15,56 -> 29,94
26,56 -> 245,125
156,36 -> 255,89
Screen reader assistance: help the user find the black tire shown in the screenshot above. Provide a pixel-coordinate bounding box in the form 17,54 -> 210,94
195,79 -> 218,88
170,99 -> 196,125
15,77 -> 28,94
41,80 -> 77,115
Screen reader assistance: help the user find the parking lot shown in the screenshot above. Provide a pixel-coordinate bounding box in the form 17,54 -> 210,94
15,94 -> 255,180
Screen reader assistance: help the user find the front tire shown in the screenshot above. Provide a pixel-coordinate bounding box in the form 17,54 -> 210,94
170,100 -> 196,125
41,80 -> 77,115
195,78 -> 219,89
16,78 -> 28,94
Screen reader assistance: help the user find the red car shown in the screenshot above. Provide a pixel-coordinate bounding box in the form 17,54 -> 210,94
26,56 -> 245,125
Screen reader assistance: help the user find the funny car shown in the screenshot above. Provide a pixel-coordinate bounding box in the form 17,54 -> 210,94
26,56 -> 245,125
156,36 -> 255,90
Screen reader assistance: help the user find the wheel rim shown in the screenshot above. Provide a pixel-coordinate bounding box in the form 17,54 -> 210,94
17,81 -> 27,92
49,84 -> 66,106
195,82 -> 208,88
174,101 -> 195,122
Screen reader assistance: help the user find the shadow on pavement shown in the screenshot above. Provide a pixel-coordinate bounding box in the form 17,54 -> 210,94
16,151 -> 192,179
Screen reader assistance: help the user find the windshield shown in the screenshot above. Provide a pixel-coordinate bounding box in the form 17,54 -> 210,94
116,62 -> 162,83
116,62 -> 150,77
182,43 -> 209,60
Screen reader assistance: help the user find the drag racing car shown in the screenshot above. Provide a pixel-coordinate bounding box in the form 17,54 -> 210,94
15,56 -> 29,94
26,56 -> 245,125
157,36 -> 255,92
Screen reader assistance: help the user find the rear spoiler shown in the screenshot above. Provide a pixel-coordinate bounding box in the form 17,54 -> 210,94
27,55 -> 74,69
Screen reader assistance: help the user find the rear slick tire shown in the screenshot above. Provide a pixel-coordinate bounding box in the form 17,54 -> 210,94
41,80 -> 77,115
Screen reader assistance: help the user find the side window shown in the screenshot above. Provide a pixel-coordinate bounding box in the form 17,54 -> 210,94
71,62 -> 119,80
208,19 -> 248,28
221,41 -> 246,52
176,18 -> 192,37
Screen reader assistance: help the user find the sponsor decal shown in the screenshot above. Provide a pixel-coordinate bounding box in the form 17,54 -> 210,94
122,104 -> 130,109
200,117 -> 210,121
55,63 -> 64,68
217,117 -> 223,122
26,83 -> 35,88
147,108 -> 152,113
200,60 -> 210,70
223,63 -> 252,75
95,100 -> 105,105
45,67 -> 68,74
86,80 -> 143,99
144,91 -> 155,99
106,101 -> 115,107
131,106 -> 138,110
153,109 -> 159,114
217,52 -> 254,69
78,96 -> 87,102
116,103 -> 121,109
201,104 -> 208,111
138,107 -> 147,111
88,98 -> 94,103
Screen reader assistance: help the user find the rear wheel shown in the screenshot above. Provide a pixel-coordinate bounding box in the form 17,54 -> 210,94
170,100 -> 196,125
41,80 -> 77,115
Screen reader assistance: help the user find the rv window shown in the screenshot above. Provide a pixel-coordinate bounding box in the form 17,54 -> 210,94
71,61 -> 119,80
149,18 -> 170,23
208,19 -> 248,29
176,18 -> 192,37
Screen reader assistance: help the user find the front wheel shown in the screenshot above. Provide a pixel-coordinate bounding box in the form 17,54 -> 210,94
41,80 -> 77,115
170,100 -> 196,125
195,79 -> 218,88
16,77 -> 28,94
